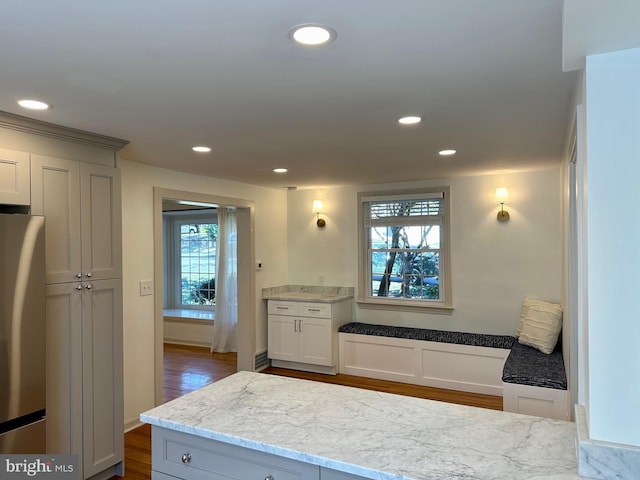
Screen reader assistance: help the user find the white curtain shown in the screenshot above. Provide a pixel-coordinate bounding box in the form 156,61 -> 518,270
211,208 -> 237,353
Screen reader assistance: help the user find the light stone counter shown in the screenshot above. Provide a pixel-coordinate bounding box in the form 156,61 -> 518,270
262,284 -> 354,303
141,371 -> 583,480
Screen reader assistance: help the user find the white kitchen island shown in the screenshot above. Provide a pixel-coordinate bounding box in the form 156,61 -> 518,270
140,371 -> 583,480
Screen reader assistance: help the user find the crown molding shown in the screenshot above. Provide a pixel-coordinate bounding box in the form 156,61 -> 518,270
0,110 -> 129,151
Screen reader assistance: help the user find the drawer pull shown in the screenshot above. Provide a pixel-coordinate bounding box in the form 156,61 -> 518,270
307,308 -> 320,312
181,453 -> 192,464
265,476 -> 275,480
276,306 -> 289,310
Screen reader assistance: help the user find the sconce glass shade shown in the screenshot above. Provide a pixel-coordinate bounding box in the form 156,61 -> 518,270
495,187 -> 510,204
312,200 -> 323,214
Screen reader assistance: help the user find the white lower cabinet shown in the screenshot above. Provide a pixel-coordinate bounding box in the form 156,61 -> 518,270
152,427 -> 318,480
152,427 -> 370,480
267,299 -> 351,374
46,279 -> 124,479
268,315 -> 332,366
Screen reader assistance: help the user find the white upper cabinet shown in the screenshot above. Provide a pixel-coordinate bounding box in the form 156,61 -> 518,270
0,148 -> 30,205
31,155 -> 122,284
80,162 -> 122,281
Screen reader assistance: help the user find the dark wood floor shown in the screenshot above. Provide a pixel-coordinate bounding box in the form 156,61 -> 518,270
121,343 -> 503,479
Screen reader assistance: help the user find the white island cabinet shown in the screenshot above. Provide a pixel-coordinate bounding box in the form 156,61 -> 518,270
141,371 -> 583,480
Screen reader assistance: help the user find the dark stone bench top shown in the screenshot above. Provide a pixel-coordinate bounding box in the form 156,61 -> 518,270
338,322 -> 516,349
502,341 -> 567,390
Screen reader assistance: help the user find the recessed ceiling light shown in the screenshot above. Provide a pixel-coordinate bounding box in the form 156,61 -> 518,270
192,146 -> 211,153
289,24 -> 337,46
398,116 -> 421,125
439,149 -> 457,156
273,168 -> 288,173
17,99 -> 51,110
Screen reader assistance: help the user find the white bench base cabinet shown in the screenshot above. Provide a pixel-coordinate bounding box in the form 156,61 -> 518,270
151,427 -> 366,480
502,382 -> 570,420
338,333 -> 510,396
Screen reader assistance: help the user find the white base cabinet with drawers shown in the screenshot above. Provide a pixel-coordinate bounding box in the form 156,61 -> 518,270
267,299 -> 352,375
151,427 -> 367,480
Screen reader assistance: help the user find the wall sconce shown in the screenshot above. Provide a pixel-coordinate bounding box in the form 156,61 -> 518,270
495,187 -> 510,222
312,200 -> 326,228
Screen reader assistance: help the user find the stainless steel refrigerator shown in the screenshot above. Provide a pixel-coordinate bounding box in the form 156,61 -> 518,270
0,214 -> 46,453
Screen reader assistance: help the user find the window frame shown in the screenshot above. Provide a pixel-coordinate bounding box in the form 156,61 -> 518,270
163,210 -> 218,311
357,187 -> 453,312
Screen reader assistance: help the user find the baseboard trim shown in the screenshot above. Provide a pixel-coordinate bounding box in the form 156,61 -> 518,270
125,419 -> 144,433
162,338 -> 211,348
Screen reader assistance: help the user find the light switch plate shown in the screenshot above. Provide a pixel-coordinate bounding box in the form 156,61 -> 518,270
140,279 -> 153,296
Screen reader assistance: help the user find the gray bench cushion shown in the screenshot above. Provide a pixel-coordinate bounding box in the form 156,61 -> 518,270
338,322 -> 515,349
502,341 -> 567,390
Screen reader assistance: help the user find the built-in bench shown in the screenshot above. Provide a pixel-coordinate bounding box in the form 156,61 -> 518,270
501,341 -> 569,420
163,309 -> 214,347
338,322 -> 515,396
338,322 -> 569,420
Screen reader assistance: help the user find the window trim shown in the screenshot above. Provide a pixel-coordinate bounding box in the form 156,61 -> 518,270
357,186 -> 453,312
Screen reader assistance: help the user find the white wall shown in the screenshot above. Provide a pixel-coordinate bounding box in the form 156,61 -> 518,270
583,47 -> 640,447
287,170 -> 561,335
120,159 -> 288,427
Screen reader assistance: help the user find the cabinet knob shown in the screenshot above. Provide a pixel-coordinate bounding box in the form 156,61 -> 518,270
265,476 -> 274,480
86,272 -> 92,278
85,284 -> 92,290
75,285 -> 82,291
76,273 -> 82,278
181,453 -> 191,464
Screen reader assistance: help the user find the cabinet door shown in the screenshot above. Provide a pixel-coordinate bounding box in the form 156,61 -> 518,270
299,317 -> 333,366
0,148 -> 30,205
268,315 -> 299,362
45,283 -> 83,460
31,155 -> 81,284
80,164 -> 122,281
82,278 -> 124,478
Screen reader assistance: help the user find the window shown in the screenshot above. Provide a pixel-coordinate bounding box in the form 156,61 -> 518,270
358,187 -> 452,310
179,222 -> 218,305
164,211 -> 218,311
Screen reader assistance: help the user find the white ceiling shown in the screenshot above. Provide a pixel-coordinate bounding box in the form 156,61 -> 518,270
1,1 -> 580,189
563,0 -> 640,71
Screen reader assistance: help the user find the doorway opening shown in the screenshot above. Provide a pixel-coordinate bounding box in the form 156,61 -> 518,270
153,187 -> 256,405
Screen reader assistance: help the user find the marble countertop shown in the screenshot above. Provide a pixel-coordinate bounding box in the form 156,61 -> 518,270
262,284 -> 354,303
141,371 -> 583,480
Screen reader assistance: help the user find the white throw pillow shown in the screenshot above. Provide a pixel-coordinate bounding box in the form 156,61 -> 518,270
518,303 -> 563,354
517,296 -> 562,337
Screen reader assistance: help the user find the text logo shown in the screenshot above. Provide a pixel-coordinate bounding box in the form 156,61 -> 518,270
0,456 -> 76,479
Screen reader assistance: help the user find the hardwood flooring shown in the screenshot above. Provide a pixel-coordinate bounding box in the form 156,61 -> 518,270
162,343 -> 237,403
120,343 -> 502,479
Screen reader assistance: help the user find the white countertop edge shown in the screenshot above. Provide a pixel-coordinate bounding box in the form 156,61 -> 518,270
140,415 -> 397,480
264,293 -> 354,303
